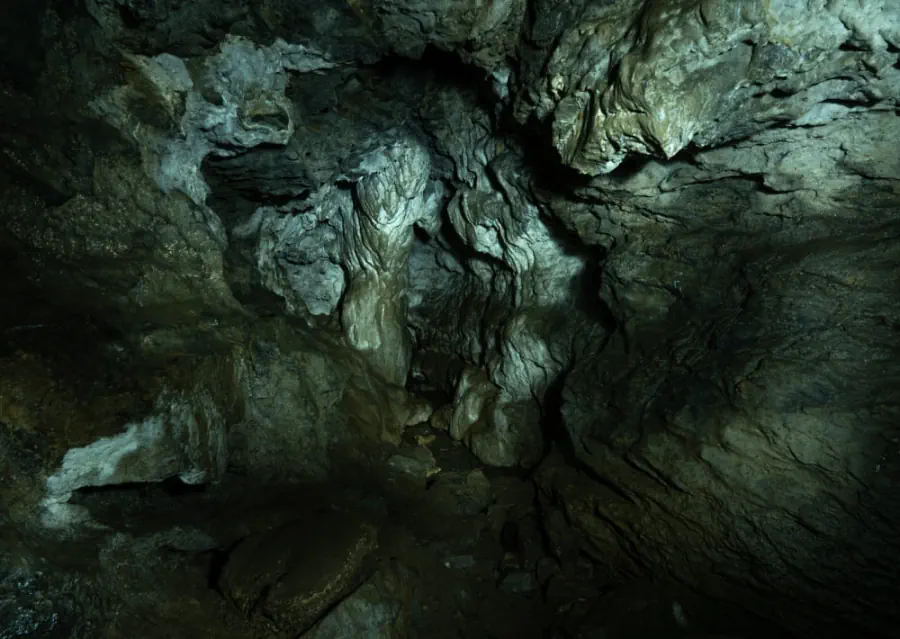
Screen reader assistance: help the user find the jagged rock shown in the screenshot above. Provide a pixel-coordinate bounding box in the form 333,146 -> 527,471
517,0 -> 900,175
532,103 -> 900,638
233,189 -> 348,318
229,322 -> 433,479
92,34 -> 342,205
0,568 -> 74,638
1,0 -> 899,637
0,158 -> 241,345
340,138 -> 439,386
409,97 -> 586,466
346,0 -> 525,71
0,349 -> 239,532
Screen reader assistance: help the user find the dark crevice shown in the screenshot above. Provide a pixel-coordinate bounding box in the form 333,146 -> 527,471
538,368 -> 573,461
117,4 -> 144,29
769,86 -> 796,98
68,480 -> 194,502
605,154 -> 653,179
839,40 -> 869,52
160,476 -> 209,496
821,96 -> 881,108
0,165 -> 72,207
370,45 -> 494,105
206,539 -> 242,593
537,211 -> 616,329
515,114 -> 592,195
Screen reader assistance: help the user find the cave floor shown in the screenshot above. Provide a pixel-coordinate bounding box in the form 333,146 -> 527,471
2,417 -> 803,639
25,428 -> 559,638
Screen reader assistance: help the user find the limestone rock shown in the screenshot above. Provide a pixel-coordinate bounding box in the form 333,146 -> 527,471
1,0 -> 899,637
346,0 -> 525,71
340,138 -> 437,386
219,513 -> 379,635
0,349 -> 238,532
534,105 -> 900,639
517,0 -> 900,175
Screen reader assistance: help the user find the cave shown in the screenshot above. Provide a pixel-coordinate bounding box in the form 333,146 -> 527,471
1,1 -> 898,638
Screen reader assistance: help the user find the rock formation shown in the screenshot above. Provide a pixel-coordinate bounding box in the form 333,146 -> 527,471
0,0 -> 898,637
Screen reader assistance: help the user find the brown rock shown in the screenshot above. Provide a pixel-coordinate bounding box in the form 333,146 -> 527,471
219,511 -> 379,634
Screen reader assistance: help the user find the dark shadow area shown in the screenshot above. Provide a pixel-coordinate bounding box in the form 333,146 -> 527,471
206,539 -> 243,593
538,211 -> 617,327
514,114 -> 593,195
368,44 -> 497,112
69,481 -> 183,504
537,367 -> 575,462
0,245 -> 128,365
604,153 -> 653,180
0,0 -> 49,91
161,477 -> 209,496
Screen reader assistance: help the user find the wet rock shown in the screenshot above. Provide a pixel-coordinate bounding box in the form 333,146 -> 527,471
339,139 -> 440,386
409,146 -> 584,468
219,513 -> 378,635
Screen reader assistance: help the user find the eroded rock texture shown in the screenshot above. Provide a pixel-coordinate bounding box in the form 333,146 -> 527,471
0,0 -> 898,637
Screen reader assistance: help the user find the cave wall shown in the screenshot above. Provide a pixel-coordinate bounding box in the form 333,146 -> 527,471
0,0 -> 898,637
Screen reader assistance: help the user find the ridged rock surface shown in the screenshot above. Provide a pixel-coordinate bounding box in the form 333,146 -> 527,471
0,0 -> 898,637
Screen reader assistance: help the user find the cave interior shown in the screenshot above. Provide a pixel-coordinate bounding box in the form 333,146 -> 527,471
1,1 -> 899,638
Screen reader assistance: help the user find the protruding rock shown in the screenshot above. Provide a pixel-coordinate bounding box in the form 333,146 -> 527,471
219,513 -> 378,634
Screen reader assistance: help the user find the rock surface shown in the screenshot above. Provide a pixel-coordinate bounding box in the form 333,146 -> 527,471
0,0 -> 899,637
303,561 -> 413,639
219,513 -> 378,634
